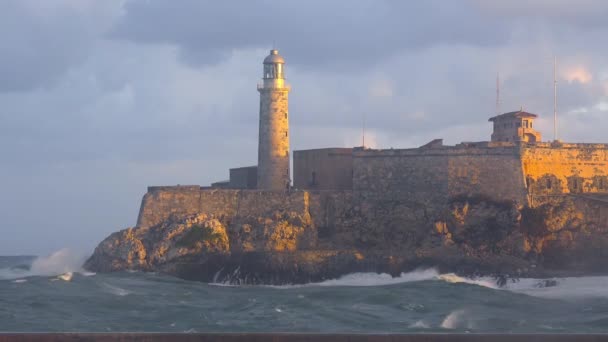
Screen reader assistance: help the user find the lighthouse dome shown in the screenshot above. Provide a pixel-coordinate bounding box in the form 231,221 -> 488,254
263,49 -> 285,64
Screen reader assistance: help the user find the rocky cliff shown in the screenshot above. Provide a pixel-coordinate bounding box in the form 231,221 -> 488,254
84,190 -> 608,284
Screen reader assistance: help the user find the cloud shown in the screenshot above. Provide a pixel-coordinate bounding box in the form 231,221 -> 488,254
562,65 -> 593,84
0,1 -> 122,92
2,1 -> 608,255
110,0 -> 510,69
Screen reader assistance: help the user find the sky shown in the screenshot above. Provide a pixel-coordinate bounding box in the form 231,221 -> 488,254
1,0 -> 608,256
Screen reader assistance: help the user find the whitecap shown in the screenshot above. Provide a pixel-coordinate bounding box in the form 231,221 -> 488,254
436,272 -> 608,299
102,282 -> 131,296
503,276 -> 608,299
12,279 -> 27,283
316,269 -> 439,287
215,269 -> 439,288
409,320 -> 429,329
57,272 -> 73,282
437,273 -> 499,289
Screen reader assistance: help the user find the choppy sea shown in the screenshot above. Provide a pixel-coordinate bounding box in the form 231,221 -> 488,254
2,249 -> 608,333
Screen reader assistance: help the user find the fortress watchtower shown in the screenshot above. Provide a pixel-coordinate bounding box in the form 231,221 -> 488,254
257,49 -> 291,190
489,110 -> 542,143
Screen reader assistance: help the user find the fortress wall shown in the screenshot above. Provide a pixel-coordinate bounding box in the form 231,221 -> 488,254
353,146 -> 528,205
137,187 -> 311,229
522,143 -> 608,201
307,191 -> 354,232
446,150 -> 527,204
575,196 -> 608,229
137,186 -> 202,229
293,148 -> 353,190
353,150 -> 449,206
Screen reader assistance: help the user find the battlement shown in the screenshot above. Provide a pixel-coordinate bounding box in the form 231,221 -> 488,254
353,144 -> 520,158
147,185 -> 202,192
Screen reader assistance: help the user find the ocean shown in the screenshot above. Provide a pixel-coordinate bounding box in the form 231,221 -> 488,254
2,250 -> 608,333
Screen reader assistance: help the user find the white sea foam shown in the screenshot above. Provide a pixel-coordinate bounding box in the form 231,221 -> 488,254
0,249 -> 88,280
57,272 -> 74,282
436,272 -> 608,299
213,266 -> 608,298
101,282 -> 131,296
409,320 -> 430,329
316,269 -> 439,287
437,273 -> 499,289
502,276 -> 608,299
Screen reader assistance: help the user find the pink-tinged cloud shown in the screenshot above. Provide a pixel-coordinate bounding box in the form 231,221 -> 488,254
561,65 -> 593,84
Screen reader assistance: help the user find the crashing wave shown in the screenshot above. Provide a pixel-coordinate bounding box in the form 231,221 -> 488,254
315,269 -> 439,287
0,249 -> 88,280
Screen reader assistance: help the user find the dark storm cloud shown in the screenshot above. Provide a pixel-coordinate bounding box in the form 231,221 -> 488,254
111,0 -> 511,69
0,1 -> 119,92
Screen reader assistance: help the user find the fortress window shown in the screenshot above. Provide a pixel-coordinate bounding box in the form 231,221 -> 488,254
546,179 -> 552,189
285,131 -> 288,137
311,171 -> 317,186
600,178 -> 605,189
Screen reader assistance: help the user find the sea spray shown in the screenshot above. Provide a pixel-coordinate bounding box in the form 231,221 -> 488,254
440,309 -> 470,330
0,248 -> 87,280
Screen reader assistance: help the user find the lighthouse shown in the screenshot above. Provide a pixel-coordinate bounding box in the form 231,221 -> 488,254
257,49 -> 291,190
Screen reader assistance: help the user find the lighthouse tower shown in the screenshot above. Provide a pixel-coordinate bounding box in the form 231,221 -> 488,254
257,49 -> 291,190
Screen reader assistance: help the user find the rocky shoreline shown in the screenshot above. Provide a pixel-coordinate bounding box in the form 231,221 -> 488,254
84,194 -> 608,285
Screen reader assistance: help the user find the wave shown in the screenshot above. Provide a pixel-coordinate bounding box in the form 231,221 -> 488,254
251,269 -> 441,289
101,282 -> 131,296
254,269 -> 608,300
0,249 -> 88,280
315,269 -> 439,287
437,272 -> 608,299
501,276 -> 608,299
437,273 -> 499,289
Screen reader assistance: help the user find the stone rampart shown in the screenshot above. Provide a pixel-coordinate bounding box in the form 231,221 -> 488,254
137,143 -> 608,230
137,187 -> 310,229
522,143 -> 608,205
352,145 -> 528,206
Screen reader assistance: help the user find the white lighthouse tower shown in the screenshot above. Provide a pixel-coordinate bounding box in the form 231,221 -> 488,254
257,49 -> 291,190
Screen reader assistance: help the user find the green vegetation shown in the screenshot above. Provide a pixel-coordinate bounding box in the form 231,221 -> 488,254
177,224 -> 223,248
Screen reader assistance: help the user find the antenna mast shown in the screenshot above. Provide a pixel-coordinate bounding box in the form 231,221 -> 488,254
362,111 -> 366,148
496,72 -> 500,115
553,56 -> 558,141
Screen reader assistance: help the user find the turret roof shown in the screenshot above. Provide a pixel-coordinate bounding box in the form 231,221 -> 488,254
489,110 -> 538,122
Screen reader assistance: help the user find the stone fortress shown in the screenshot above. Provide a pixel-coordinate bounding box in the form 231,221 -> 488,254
89,49 -> 608,282
137,49 -> 608,230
